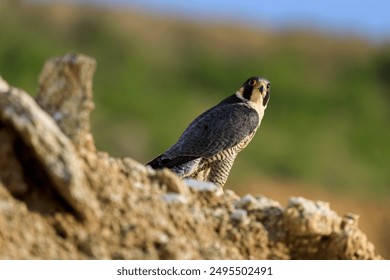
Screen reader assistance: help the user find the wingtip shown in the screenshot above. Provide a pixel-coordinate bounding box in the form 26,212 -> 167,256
146,154 -> 163,169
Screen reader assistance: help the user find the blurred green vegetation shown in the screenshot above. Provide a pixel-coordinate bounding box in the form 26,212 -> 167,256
1,2 -> 389,197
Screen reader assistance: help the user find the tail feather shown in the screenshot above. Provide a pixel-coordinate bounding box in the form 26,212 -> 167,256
146,154 -> 197,170
146,154 -> 165,169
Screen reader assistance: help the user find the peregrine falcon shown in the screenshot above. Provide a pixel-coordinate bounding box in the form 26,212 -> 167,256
147,76 -> 270,188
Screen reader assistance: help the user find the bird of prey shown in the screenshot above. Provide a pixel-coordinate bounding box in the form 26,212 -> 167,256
147,76 -> 270,188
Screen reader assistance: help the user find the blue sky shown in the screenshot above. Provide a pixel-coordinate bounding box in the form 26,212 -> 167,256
64,0 -> 390,40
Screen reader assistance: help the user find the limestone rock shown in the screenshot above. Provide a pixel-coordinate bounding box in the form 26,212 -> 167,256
284,197 -> 340,236
36,53 -> 96,151
0,54 -> 381,260
0,77 -> 100,222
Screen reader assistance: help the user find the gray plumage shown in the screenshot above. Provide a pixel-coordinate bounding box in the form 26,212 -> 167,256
147,76 -> 270,188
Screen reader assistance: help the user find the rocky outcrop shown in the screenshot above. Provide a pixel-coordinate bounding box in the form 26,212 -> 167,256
0,54 -> 381,259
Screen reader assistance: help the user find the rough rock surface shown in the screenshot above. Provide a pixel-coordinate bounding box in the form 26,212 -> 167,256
0,54 -> 381,259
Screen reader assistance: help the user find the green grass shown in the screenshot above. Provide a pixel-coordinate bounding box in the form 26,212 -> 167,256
1,2 -> 389,198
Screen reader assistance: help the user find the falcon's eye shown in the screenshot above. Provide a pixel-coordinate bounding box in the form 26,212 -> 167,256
248,79 -> 257,86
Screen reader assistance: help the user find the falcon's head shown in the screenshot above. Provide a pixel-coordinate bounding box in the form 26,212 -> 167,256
237,76 -> 270,108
